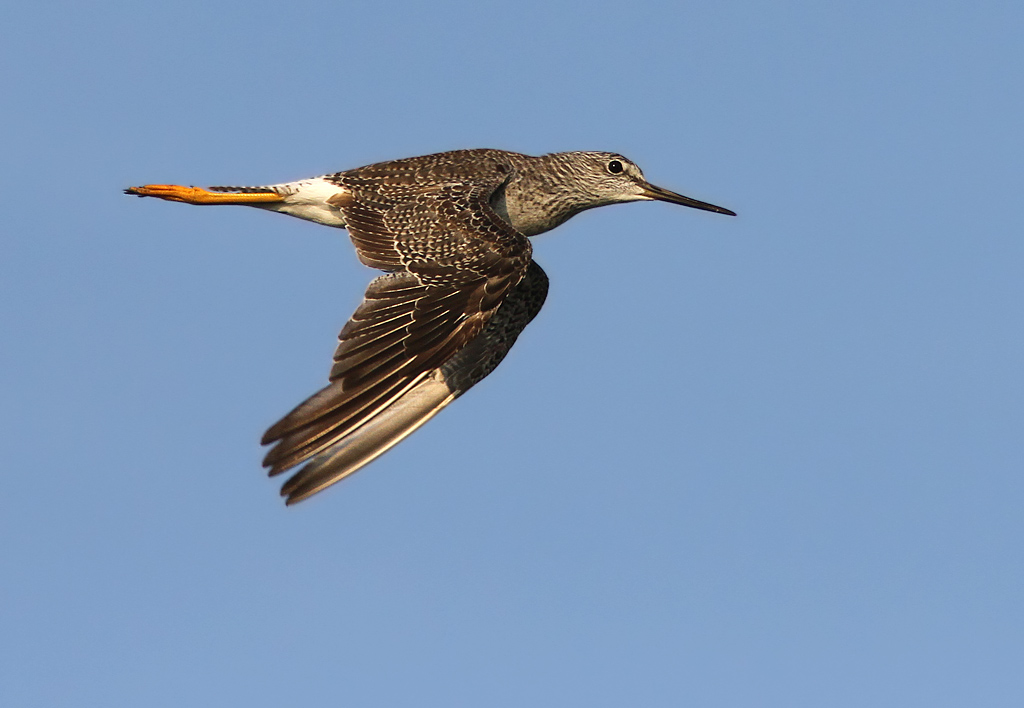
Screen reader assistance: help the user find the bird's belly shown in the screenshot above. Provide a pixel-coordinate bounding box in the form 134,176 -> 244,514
260,177 -> 349,228
270,202 -> 348,228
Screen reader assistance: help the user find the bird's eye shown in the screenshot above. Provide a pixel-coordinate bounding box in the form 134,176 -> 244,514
607,160 -> 624,174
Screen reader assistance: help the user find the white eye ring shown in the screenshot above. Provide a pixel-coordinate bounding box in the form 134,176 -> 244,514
607,160 -> 624,174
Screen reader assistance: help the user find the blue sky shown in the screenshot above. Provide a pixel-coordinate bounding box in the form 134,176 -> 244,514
3,1 -> 1023,706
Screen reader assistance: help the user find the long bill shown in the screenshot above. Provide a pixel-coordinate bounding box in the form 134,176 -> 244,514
641,183 -> 736,216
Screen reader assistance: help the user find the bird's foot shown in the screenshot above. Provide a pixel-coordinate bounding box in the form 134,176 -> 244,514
124,184 -> 284,205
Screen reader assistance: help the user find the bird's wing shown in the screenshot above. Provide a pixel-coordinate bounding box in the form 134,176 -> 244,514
261,164 -> 534,502
271,261 -> 549,505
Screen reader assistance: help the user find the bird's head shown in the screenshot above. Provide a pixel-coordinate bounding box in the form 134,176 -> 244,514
560,152 -> 736,216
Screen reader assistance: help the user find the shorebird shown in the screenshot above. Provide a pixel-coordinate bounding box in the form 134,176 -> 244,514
126,149 -> 735,504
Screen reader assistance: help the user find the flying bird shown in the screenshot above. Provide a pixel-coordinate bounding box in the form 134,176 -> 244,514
126,149 -> 734,504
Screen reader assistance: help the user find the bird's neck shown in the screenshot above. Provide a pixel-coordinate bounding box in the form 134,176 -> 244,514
496,153 -> 602,237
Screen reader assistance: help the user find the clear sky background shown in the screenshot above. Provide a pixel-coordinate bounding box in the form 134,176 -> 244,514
3,1 -> 1022,706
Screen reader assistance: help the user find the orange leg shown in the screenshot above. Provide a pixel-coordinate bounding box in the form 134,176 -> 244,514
124,184 -> 284,205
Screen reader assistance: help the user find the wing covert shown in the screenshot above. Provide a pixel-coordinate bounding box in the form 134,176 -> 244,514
261,156 -> 533,495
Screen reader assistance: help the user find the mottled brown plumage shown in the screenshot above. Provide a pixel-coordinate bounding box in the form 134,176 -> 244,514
126,149 -> 733,504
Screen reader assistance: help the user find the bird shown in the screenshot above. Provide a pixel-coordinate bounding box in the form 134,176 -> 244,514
126,149 -> 735,504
